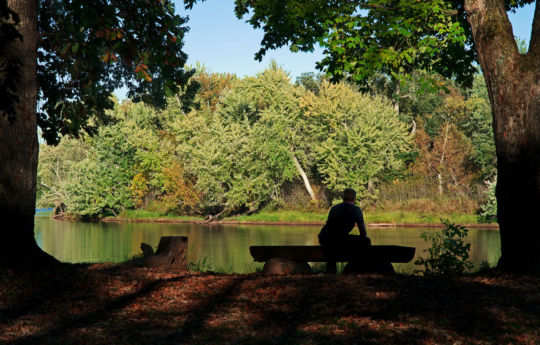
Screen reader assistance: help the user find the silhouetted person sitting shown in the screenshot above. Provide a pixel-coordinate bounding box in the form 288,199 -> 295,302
318,188 -> 371,273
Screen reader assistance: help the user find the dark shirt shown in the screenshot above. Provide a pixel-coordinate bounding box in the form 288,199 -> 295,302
319,202 -> 366,239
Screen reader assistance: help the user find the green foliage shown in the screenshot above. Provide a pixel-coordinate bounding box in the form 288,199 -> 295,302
301,81 -> 411,201
175,66 -> 301,214
461,74 -> 496,181
295,72 -> 325,94
188,256 -> 230,273
37,0 -> 198,144
64,146 -> 134,217
479,177 -> 497,223
37,64 -> 497,219
117,209 -> 199,221
415,220 -> 473,276
37,137 -> 90,207
38,99 -> 181,217
515,36 -> 528,54
174,66 -> 411,213
224,0 -> 476,87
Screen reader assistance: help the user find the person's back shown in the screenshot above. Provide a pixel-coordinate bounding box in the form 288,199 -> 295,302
318,188 -> 370,273
319,201 -> 366,240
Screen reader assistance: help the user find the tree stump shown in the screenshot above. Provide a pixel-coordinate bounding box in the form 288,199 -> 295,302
53,200 -> 66,219
143,236 -> 188,270
140,242 -> 154,257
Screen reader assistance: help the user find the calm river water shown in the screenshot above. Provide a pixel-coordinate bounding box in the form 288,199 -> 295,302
34,217 -> 501,273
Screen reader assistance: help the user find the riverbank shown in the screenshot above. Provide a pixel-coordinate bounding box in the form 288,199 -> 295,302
1,264 -> 537,344
100,209 -> 498,228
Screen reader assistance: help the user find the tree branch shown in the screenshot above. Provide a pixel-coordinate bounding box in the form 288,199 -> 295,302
464,0 -> 519,106
465,0 -> 518,61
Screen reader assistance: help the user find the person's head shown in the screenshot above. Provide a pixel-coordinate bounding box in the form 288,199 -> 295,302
342,188 -> 356,203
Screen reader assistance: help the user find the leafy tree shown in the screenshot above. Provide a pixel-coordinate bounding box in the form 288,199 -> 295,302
192,68 -> 236,111
174,67 -> 301,215
0,0 -> 196,265
159,161 -> 202,214
300,81 -> 411,202
244,65 -> 318,202
184,0 -> 540,273
37,137 -> 90,208
65,147 -> 134,217
414,124 -> 473,195
295,72 -> 325,94
461,74 -> 496,181
67,101 -> 177,217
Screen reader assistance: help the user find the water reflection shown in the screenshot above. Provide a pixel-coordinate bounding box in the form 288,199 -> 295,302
35,218 -> 500,273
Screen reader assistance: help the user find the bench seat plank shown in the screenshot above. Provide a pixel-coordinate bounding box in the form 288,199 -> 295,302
250,245 -> 415,263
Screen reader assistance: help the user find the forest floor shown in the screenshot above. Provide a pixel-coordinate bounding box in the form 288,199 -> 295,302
1,264 -> 538,345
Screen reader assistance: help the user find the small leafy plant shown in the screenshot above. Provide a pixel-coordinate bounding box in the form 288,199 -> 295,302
188,256 -> 214,272
415,219 -> 473,276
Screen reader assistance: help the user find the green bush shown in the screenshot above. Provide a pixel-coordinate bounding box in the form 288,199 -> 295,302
415,219 -> 473,276
478,177 -> 497,223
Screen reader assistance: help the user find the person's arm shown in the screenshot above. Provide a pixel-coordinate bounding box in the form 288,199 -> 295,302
356,207 -> 367,238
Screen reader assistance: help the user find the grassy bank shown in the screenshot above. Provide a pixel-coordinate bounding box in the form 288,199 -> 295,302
113,209 -> 202,222
225,209 -> 485,225
108,209 -> 495,227
1,264 -> 537,345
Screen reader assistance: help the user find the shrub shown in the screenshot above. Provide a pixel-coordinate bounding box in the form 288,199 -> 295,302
415,219 -> 473,276
478,177 -> 497,223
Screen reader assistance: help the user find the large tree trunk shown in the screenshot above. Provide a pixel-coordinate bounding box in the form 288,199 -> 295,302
465,0 -> 540,273
0,0 -> 57,266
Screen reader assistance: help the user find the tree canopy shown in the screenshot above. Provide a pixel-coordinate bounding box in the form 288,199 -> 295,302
3,0 -> 198,144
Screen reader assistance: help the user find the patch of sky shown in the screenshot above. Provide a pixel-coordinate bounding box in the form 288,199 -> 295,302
114,1 -> 535,100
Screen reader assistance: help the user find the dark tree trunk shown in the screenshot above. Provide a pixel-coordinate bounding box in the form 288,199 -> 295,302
0,0 -> 57,266
465,0 -> 540,273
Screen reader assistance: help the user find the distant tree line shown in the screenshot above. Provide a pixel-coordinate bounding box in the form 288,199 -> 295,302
37,64 -> 495,220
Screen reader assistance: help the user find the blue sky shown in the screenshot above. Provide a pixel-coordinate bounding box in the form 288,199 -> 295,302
117,2 -> 536,99
178,1 -> 324,80
178,1 -> 536,80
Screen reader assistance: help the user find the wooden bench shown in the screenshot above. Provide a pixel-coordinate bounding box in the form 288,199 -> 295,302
250,245 -> 415,274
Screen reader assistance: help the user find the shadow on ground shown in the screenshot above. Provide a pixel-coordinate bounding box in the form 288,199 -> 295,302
1,264 -> 538,344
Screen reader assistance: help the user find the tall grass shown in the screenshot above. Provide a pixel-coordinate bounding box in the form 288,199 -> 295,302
371,178 -> 484,215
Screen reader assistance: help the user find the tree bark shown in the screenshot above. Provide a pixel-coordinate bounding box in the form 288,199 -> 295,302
465,0 -> 540,273
0,0 -> 57,266
291,153 -> 317,202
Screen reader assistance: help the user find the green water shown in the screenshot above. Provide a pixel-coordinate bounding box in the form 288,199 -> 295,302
34,218 -> 501,273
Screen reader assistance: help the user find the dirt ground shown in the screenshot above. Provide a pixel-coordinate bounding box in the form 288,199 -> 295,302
1,264 -> 539,345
